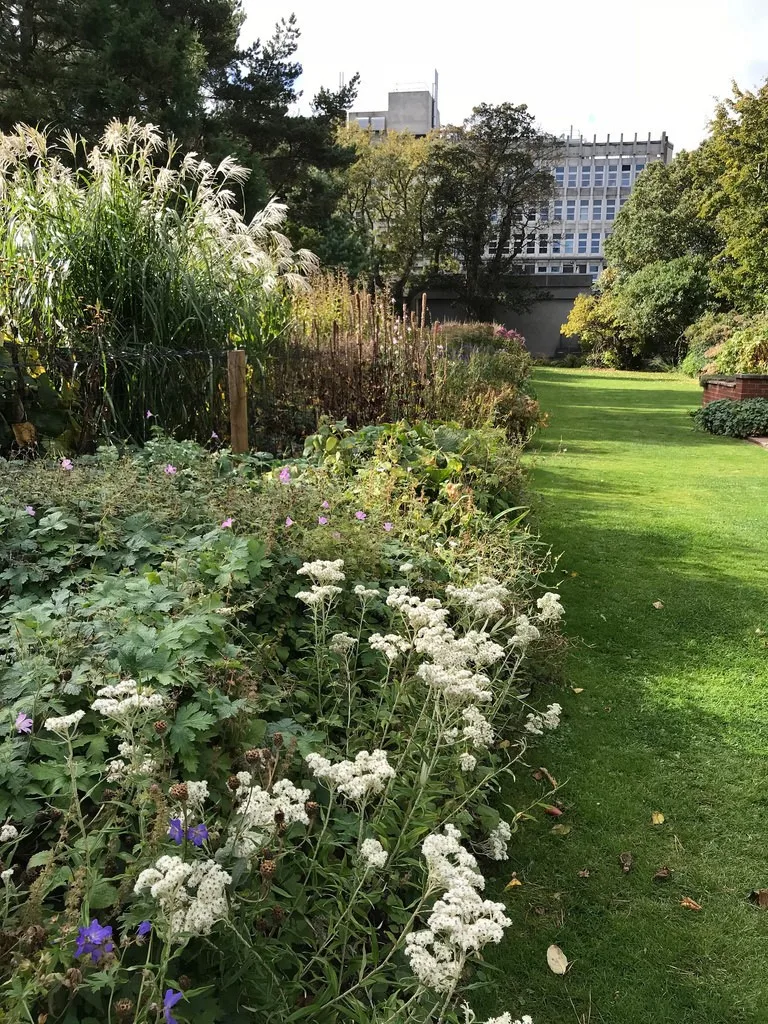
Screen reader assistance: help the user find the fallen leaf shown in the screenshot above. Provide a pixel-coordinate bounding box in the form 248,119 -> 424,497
570,571 -> 579,577
653,600 -> 664,609
533,906 -> 547,916
543,805 -> 563,817
599,613 -> 607,621
532,770 -> 543,781
680,896 -> 702,911
571,686 -> 584,694
578,868 -> 590,878
551,824 -> 572,836
547,944 -> 569,975
539,767 -> 559,788
498,739 -> 511,749
747,888 -> 768,908
504,876 -> 522,890
619,852 -> 633,873
651,811 -> 665,825
653,866 -> 672,882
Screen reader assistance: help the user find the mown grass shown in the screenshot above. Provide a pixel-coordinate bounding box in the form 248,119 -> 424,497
481,368 -> 768,1024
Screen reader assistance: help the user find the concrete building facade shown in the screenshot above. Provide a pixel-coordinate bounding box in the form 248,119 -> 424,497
349,81 -> 440,137
513,132 -> 674,281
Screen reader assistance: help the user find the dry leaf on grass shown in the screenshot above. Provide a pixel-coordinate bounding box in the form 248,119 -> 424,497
651,811 -> 665,825
578,868 -> 591,878
538,767 -> 558,788
619,852 -> 633,873
747,889 -> 768,908
504,876 -> 522,890
551,824 -> 572,836
653,866 -> 672,882
571,686 -> 584,694
546,944 -> 569,975
653,600 -> 665,609
680,896 -> 702,911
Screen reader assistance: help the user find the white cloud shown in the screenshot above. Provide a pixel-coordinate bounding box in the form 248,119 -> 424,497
242,0 -> 768,152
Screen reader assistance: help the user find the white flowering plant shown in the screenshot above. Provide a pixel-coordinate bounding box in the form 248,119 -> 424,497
0,433 -> 565,1024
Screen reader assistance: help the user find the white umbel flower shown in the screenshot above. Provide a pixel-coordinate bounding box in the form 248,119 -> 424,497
417,664 -> 493,704
462,1004 -> 533,1024
223,777 -> 310,860
330,632 -> 357,654
135,855 -> 231,938
297,559 -> 345,585
525,702 -> 562,735
486,820 -> 512,861
0,869 -> 13,884
446,578 -> 510,619
0,823 -> 19,843
461,706 -> 494,749
536,592 -> 564,623
459,752 -> 477,772
43,710 -> 85,736
511,614 -> 541,651
306,748 -> 395,803
360,837 -> 388,869
92,678 -> 164,720
368,633 -> 411,661
296,585 -> 343,607
353,584 -> 380,600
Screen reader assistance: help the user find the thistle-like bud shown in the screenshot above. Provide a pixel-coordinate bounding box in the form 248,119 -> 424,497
154,720 -> 167,735
115,998 -> 135,1020
272,732 -> 284,749
260,859 -> 276,880
227,775 -> 240,791
169,783 -> 188,802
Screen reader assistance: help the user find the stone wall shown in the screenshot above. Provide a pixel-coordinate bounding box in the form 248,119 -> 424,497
701,375 -> 768,405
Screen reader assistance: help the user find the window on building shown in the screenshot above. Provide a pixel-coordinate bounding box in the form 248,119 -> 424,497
526,236 -> 535,254
554,166 -> 564,186
590,231 -> 601,253
539,234 -> 548,254
577,263 -> 587,273
562,262 -> 574,274
552,233 -> 562,254
539,204 -> 549,221
620,196 -> 628,208
579,199 -> 589,220
564,232 -> 574,254
502,239 -> 512,255
554,200 -> 563,220
606,198 -> 616,220
487,237 -> 499,255
567,165 -> 577,187
588,263 -> 600,277
593,198 -> 602,220
536,264 -> 548,274
594,163 -> 605,186
608,163 -> 618,186
581,166 -> 591,186
577,232 -> 588,254
527,207 -> 536,220
635,160 -> 646,176
566,199 -> 575,220
549,263 -> 561,273
621,163 -> 631,186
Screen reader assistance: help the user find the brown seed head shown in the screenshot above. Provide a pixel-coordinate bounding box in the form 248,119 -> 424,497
59,669 -> 72,682
63,966 -> 82,989
260,859 -> 276,880
304,800 -> 319,818
272,732 -> 284,749
115,998 -> 134,1019
271,905 -> 285,922
154,720 -> 167,735
169,783 -> 188,802
227,775 -> 241,791
179,975 -> 192,991
274,809 -> 285,825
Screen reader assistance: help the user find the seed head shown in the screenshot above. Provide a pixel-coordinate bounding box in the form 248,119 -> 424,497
154,720 -> 167,735
227,775 -> 240,791
260,859 -> 276,880
169,783 -> 188,802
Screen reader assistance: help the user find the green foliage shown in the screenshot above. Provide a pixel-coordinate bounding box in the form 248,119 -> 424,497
692,397 -> 768,436
680,311 -> 749,376
711,315 -> 768,374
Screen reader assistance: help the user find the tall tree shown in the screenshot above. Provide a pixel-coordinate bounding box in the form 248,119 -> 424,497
425,103 -> 561,319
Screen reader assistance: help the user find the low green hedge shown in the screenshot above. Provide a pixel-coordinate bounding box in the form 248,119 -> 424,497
693,397 -> 768,437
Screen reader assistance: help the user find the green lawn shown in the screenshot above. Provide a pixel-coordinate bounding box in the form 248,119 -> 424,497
484,368 -> 768,1024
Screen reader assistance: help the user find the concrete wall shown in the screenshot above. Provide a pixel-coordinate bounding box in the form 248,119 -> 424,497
387,91 -> 437,135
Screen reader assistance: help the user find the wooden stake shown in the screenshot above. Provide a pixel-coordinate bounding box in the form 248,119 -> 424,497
227,349 -> 248,454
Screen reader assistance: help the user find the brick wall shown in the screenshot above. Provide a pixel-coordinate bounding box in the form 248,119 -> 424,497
701,375 -> 768,405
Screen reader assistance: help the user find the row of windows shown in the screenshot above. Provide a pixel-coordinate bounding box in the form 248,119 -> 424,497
554,161 -> 646,187
532,262 -> 602,277
525,231 -> 608,256
535,197 -> 628,223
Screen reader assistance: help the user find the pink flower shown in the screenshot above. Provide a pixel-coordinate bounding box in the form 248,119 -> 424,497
355,510 -> 367,521
164,464 -> 177,476
383,522 -> 393,532
60,458 -> 73,471
321,500 -> 330,509
285,517 -> 294,527
15,712 -> 33,735
145,410 -> 153,419
211,431 -> 219,440
24,506 -> 35,517
318,516 -> 328,526
220,517 -> 234,529
279,467 -> 291,484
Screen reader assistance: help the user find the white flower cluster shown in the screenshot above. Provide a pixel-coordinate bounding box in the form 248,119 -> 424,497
92,679 -> 164,721
536,592 -> 564,623
386,587 -> 450,632
511,615 -> 541,651
417,663 -> 493,704
486,820 -> 512,861
368,633 -> 411,662
360,837 -> 389,869
297,559 -> 346,585
405,825 -> 511,993
459,752 -> 477,772
306,749 -> 395,803
446,578 -> 510,620
353,584 -> 380,600
106,740 -> 158,782
524,702 -> 562,736
0,823 -> 19,843
296,585 -> 342,607
222,776 -> 310,860
461,706 -> 494,749
414,626 -> 504,669
462,1004 -> 533,1024
134,855 -> 231,937
330,632 -> 357,655
43,710 -> 85,736
1,869 -> 13,884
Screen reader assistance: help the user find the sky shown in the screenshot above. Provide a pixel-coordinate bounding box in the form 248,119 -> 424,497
241,0 -> 768,153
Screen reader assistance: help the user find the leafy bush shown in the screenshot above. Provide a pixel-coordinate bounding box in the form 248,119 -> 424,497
436,322 -> 526,358
0,432 -> 561,1024
681,311 -> 748,376
712,315 -> 768,375
692,397 -> 768,437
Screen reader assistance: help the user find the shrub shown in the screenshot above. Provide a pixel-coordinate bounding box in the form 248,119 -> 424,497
681,311 -> 748,376
692,397 -> 768,437
0,432 -> 560,1023
713,315 -> 768,375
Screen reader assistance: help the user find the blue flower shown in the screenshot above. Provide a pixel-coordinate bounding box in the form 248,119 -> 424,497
136,920 -> 152,938
168,818 -> 184,845
74,918 -> 115,962
187,823 -> 209,848
164,988 -> 184,1024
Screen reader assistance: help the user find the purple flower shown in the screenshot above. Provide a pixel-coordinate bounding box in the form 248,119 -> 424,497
136,920 -> 152,938
383,522 -> 393,532
321,500 -> 330,509
146,410 -> 153,419
24,505 -> 35,517
187,823 -> 209,848
74,918 -> 114,963
164,464 -> 177,476
318,516 -> 328,526
279,466 -> 291,484
164,988 -> 184,1024
220,517 -> 234,529
355,510 -> 367,521
60,458 -> 73,471
285,517 -> 293,527
211,431 -> 219,440
15,712 -> 33,735
168,818 -> 184,845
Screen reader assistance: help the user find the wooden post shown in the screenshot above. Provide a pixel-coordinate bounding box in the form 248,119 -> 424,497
227,349 -> 248,454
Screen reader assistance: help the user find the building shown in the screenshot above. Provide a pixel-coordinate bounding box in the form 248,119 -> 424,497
514,132 -> 674,281
349,76 -> 440,137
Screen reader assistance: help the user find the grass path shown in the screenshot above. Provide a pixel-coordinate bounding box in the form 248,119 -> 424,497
484,368 -> 768,1024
